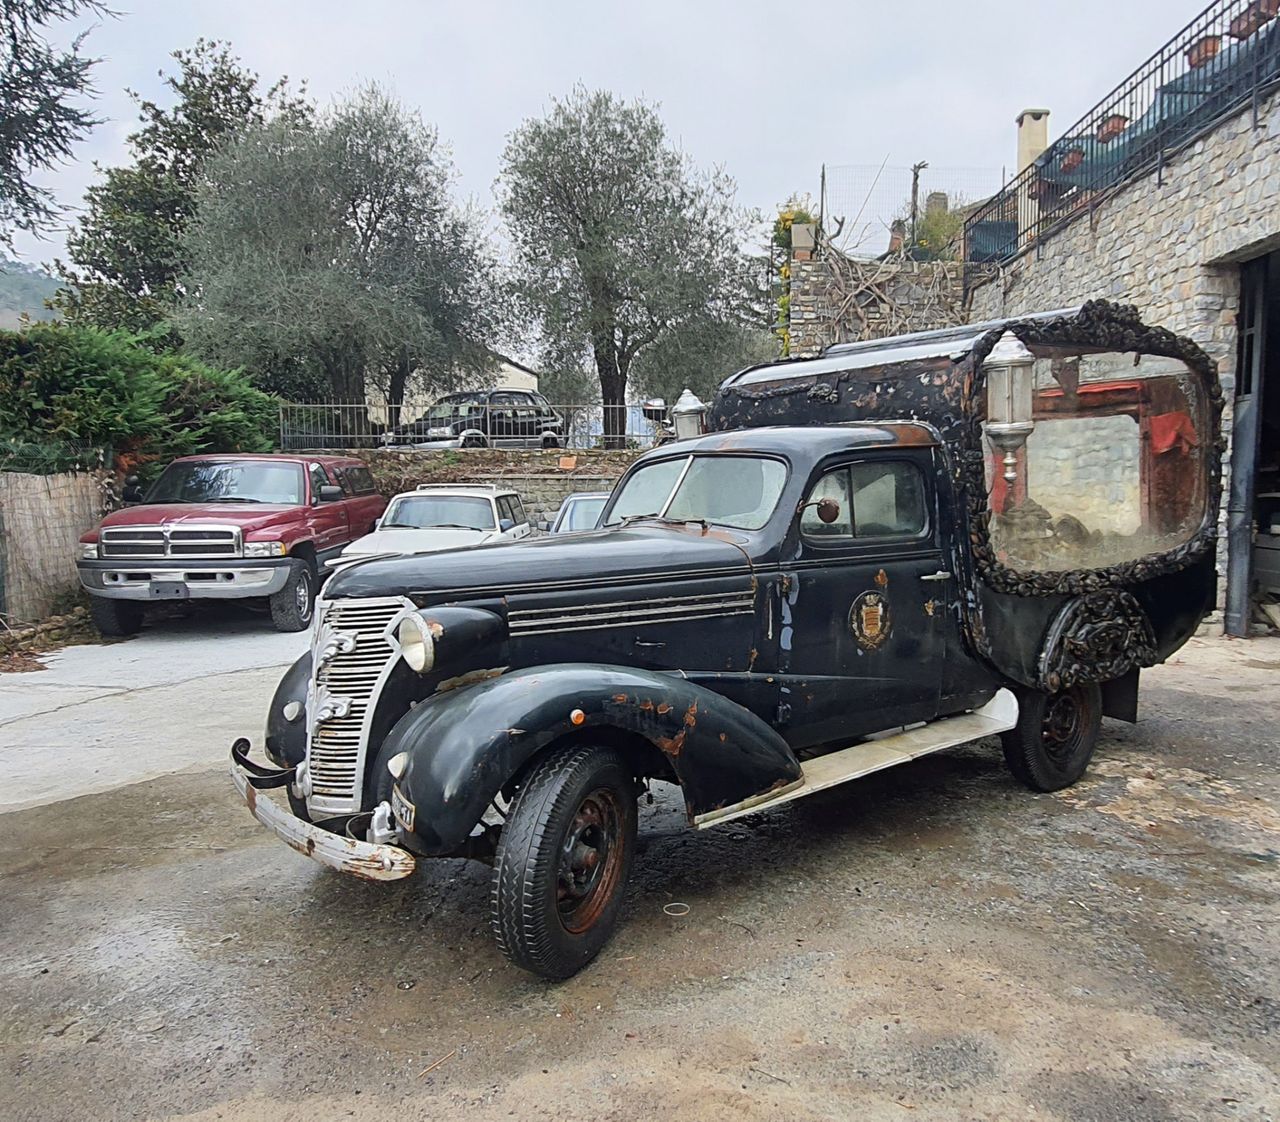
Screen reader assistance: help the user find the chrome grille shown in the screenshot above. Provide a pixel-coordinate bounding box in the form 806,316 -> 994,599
307,597 -> 407,812
99,524 -> 241,559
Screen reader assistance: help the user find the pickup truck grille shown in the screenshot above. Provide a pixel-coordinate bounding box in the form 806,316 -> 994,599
99,525 -> 241,559
307,597 -> 407,811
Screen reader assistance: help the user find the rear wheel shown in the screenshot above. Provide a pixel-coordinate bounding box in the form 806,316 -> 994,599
269,559 -> 316,632
491,745 -> 637,979
461,433 -> 486,449
88,596 -> 144,637
1001,683 -> 1102,792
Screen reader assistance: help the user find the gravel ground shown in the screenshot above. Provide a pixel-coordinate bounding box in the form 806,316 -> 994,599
1,634 -> 1277,1121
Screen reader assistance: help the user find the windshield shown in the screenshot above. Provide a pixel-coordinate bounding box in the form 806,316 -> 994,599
147,461 -> 304,505
382,494 -> 496,531
424,396 -> 483,422
605,455 -> 786,530
558,495 -> 608,532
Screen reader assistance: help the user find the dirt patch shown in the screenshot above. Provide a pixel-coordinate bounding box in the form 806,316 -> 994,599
0,604 -> 104,672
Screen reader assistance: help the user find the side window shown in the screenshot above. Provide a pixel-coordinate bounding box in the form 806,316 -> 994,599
801,461 -> 927,541
800,469 -> 853,537
851,461 -> 926,537
508,495 -> 527,524
496,496 -> 516,525
347,466 -> 377,495
309,464 -> 329,502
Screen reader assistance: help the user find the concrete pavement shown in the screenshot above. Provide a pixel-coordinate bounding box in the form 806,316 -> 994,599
0,612 -> 304,813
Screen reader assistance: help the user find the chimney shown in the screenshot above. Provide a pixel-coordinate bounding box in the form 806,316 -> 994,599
1016,108 -> 1050,173
887,219 -> 906,254
925,191 -> 948,215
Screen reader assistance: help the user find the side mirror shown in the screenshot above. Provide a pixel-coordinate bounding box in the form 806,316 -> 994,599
121,474 -> 145,506
499,518 -> 515,532
538,520 -> 553,532
317,484 -> 344,503
803,497 -> 842,524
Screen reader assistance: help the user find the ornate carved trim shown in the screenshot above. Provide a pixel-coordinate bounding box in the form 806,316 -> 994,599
1037,588 -> 1159,691
961,300 -> 1225,597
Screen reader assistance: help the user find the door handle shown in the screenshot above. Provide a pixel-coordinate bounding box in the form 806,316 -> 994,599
919,571 -> 952,582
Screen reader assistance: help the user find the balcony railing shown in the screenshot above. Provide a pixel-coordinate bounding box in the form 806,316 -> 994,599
964,0 -> 1280,269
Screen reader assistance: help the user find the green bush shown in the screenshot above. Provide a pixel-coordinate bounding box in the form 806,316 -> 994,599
0,323 -> 278,476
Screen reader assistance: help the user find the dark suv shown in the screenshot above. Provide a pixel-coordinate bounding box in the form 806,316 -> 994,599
383,390 -> 562,450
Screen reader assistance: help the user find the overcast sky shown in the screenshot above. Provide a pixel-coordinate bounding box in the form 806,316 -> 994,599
14,0 -> 1210,265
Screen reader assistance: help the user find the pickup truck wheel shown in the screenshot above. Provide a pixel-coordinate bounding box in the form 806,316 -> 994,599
269,560 -> 316,632
88,596 -> 144,637
1001,683 -> 1102,792
491,745 -> 637,980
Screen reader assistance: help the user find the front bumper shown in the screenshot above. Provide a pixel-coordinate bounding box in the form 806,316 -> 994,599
229,740 -> 416,882
78,557 -> 292,601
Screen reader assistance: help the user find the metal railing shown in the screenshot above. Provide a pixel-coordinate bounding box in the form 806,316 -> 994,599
278,402 -> 669,452
964,0 -> 1280,268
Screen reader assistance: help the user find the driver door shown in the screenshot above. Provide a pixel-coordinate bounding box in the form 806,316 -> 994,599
779,452 -> 945,748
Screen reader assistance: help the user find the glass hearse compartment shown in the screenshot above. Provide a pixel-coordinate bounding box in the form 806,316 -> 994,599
229,301 -> 1222,980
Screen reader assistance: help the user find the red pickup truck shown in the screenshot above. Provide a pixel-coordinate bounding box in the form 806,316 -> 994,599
77,454 -> 386,635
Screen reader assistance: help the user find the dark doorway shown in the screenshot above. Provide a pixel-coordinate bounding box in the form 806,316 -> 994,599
1226,250 -> 1280,636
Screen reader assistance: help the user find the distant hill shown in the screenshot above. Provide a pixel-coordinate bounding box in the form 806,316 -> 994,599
0,257 -> 60,329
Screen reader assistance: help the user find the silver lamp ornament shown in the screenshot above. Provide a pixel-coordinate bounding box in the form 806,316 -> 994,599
984,331 -> 1037,486
670,389 -> 708,441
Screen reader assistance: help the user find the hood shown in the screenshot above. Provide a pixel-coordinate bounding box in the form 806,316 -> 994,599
96,503 -> 302,534
325,523 -> 753,601
341,526 -> 495,559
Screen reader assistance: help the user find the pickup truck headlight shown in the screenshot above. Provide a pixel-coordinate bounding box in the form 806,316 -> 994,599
80,542 -> 98,560
427,427 -> 454,437
244,541 -> 287,558
397,613 -> 436,674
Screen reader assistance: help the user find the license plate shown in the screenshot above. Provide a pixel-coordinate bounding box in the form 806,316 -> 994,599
150,580 -> 188,599
391,784 -> 416,832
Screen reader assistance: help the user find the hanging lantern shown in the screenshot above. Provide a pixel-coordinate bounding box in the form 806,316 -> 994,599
984,331 -> 1037,486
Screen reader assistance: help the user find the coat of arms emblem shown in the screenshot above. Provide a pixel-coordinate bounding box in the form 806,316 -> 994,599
850,590 -> 891,650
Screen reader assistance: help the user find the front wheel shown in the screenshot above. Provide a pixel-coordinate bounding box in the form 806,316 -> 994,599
491,745 -> 637,979
1001,683 -> 1102,792
88,595 -> 144,637
269,559 -> 316,632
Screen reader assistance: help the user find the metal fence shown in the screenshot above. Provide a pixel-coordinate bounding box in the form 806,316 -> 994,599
0,440 -> 109,475
964,0 -> 1280,268
278,402 -> 669,452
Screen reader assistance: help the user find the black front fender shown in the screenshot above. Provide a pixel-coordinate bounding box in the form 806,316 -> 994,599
382,664 -> 801,855
265,652 -> 311,768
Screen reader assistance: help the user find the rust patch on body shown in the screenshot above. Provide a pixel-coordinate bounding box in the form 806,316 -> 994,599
656,700 -> 699,757
925,599 -> 937,617
422,619 -> 446,639
612,693 -> 629,704
657,702 -> 672,715
874,568 -> 888,588
435,666 -> 507,694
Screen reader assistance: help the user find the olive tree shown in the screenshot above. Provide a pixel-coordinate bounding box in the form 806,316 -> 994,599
499,88 -> 759,444
53,39 -> 308,333
176,85 -> 502,408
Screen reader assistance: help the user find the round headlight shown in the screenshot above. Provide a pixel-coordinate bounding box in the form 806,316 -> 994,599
397,613 -> 435,674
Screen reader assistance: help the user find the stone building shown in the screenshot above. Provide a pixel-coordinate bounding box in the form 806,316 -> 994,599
964,0 -> 1280,635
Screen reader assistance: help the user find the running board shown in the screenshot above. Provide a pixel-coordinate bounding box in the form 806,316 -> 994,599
693,689 -> 1019,829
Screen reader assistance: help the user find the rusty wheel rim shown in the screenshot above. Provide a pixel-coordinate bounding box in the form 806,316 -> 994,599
1042,689 -> 1084,766
556,787 -> 626,935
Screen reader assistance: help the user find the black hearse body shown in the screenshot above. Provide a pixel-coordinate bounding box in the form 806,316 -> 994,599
232,301 -> 1223,978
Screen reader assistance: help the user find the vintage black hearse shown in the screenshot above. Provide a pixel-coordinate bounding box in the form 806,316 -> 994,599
232,301 -> 1223,979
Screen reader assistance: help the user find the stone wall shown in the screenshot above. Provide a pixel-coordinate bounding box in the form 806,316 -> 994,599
789,252 -> 968,358
354,448 -> 639,524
